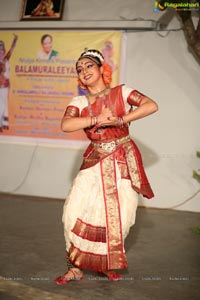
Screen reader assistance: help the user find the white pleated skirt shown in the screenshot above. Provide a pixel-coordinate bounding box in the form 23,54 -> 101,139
62,159 -> 138,261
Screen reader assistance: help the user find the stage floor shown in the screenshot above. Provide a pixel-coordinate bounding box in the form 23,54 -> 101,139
0,193 -> 199,300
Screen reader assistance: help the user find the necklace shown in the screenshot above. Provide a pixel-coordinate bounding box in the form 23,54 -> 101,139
87,86 -> 109,98
87,87 -> 112,120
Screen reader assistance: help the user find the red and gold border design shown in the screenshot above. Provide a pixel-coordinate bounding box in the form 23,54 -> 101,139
100,154 -> 128,270
68,243 -> 108,272
128,90 -> 145,107
71,218 -> 106,243
64,105 -> 80,118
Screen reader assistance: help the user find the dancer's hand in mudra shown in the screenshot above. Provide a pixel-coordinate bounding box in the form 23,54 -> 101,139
97,106 -> 118,127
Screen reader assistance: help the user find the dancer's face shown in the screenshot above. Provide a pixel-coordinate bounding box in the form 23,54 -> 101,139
76,58 -> 103,87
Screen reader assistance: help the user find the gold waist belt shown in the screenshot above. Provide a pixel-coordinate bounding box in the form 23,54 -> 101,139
91,135 -> 130,152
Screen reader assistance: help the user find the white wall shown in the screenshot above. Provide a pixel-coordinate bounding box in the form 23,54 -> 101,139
0,0 -> 177,22
0,0 -> 199,212
125,30 -> 200,212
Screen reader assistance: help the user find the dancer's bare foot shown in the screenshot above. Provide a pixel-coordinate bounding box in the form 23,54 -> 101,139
54,268 -> 83,285
102,270 -> 122,281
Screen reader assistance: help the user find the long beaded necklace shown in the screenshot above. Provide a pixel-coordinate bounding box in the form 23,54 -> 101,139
86,86 -> 110,118
86,86 -> 113,133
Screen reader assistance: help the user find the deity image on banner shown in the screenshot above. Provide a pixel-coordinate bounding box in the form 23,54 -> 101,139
20,0 -> 65,20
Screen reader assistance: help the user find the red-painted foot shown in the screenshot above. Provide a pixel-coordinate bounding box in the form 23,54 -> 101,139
101,271 -> 122,281
54,269 -> 83,285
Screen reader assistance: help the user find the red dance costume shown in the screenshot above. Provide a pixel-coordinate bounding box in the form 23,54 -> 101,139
62,84 -> 154,272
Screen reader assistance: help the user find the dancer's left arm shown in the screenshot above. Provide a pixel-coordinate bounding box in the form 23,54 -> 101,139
123,96 -> 158,123
97,95 -> 158,127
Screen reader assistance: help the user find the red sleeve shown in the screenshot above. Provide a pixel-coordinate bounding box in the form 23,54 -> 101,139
63,105 -> 79,118
127,90 -> 146,107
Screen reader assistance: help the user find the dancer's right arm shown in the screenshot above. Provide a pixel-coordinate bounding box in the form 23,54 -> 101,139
61,106 -> 113,132
61,115 -> 91,132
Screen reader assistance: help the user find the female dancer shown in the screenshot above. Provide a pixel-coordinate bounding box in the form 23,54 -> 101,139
55,49 -> 158,284
0,34 -> 18,132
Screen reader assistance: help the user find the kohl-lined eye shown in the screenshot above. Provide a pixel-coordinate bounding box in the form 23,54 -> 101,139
77,63 -> 94,75
86,63 -> 94,69
77,68 -> 82,74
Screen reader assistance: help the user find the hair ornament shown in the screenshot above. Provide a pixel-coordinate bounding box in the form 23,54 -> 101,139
81,49 -> 104,62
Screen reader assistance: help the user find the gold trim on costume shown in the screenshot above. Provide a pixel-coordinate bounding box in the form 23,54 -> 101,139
64,106 -> 79,118
81,139 -> 153,198
72,218 -> 106,243
124,142 -> 141,189
91,135 -> 130,153
117,161 -> 130,179
100,155 -> 128,270
68,243 -> 108,272
129,90 -> 145,106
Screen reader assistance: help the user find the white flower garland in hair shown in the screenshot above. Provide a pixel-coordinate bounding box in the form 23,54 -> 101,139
82,50 -> 104,62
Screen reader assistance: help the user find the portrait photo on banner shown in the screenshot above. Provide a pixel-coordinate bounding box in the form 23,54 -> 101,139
20,0 -> 65,20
